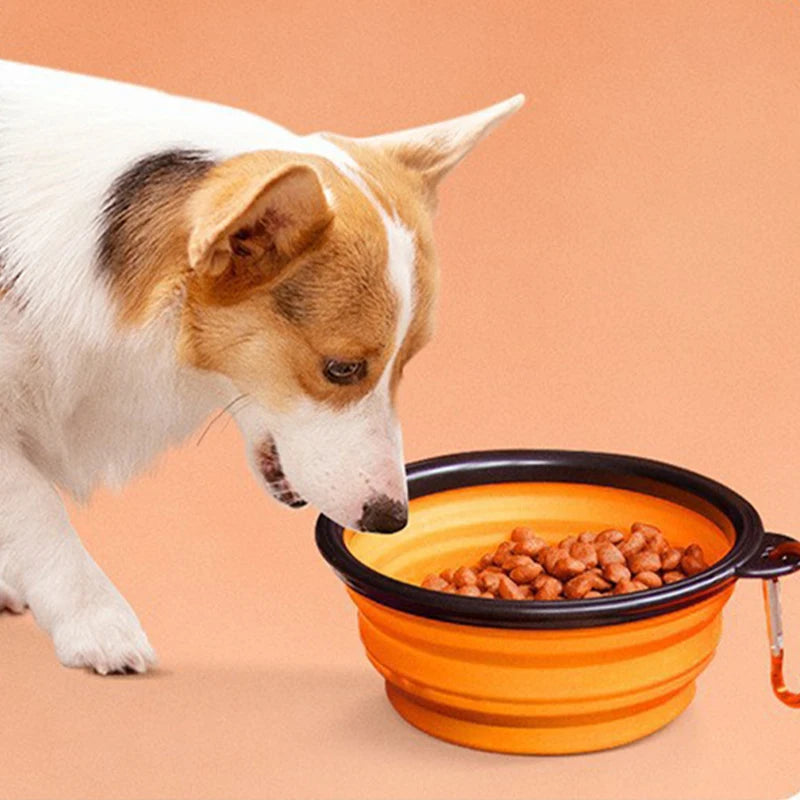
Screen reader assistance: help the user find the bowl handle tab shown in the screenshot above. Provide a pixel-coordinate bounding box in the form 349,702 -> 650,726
735,532 -> 800,579
738,533 -> 800,709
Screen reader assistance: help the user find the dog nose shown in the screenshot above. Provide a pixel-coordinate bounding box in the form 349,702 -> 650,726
359,495 -> 408,533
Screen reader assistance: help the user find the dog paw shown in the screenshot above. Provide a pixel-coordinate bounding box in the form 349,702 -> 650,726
0,579 -> 25,614
52,602 -> 157,675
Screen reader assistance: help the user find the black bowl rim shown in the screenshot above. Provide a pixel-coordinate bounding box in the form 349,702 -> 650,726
314,449 -> 765,629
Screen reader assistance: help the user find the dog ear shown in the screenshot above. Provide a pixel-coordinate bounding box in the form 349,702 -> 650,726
187,162 -> 333,292
358,94 -> 525,191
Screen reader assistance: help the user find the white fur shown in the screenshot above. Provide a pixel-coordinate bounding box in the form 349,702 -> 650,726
0,60 -> 519,674
0,60 -> 415,674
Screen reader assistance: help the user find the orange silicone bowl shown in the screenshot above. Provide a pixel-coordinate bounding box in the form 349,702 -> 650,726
315,450 -> 800,754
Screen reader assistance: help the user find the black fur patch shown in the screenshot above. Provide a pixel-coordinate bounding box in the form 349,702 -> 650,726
97,148 -> 215,275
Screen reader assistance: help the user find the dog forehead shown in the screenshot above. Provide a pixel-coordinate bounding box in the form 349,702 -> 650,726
273,142 -> 432,394
271,172 -> 395,332
319,138 -> 438,370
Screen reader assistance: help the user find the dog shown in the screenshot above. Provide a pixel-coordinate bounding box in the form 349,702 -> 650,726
0,59 -> 523,674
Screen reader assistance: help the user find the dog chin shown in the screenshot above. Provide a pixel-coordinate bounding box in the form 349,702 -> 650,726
256,435 -> 307,508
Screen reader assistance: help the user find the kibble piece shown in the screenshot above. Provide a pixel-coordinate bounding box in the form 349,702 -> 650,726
578,531 -> 598,543
478,571 -> 502,592
570,541 -> 599,568
513,536 -> 547,557
628,550 -> 662,574
663,570 -> 686,584
540,546 -> 570,573
585,590 -> 604,598
631,522 -> 661,538
501,554 -> 535,571
685,544 -> 706,561
510,526 -> 535,542
603,562 -> 631,584
533,576 -> 563,600
453,567 -> 478,587
457,584 -> 482,596
510,563 -> 543,584
636,570 -> 663,588
492,541 -> 516,565
478,552 -> 495,569
597,543 -> 626,567
559,535 -> 579,550
596,528 -> 625,544
661,547 -> 683,571
613,579 -> 644,595
422,574 -> 449,591
440,568 -> 456,583
644,532 -> 668,554
551,556 -> 587,581
479,591 -> 495,598
681,553 -> 706,576
532,572 -> 552,590
498,574 -> 525,600
442,584 -> 457,593
619,531 -> 646,557
564,572 -> 597,599
589,573 -> 612,591
483,564 -> 504,574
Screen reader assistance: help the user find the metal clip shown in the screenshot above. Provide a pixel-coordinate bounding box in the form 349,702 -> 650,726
761,541 -> 800,708
762,578 -> 783,657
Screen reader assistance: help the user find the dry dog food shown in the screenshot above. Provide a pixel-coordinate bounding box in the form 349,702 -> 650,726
420,522 -> 709,600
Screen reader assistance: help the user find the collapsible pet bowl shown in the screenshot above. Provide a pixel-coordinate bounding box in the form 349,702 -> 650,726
316,450 -> 800,754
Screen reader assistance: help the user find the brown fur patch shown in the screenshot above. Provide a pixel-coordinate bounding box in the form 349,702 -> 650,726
178,150 -> 400,411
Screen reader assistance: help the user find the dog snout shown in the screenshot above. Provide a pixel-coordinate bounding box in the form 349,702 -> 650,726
358,494 -> 408,534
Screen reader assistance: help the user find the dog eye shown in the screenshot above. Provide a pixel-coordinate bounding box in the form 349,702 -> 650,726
323,358 -> 367,385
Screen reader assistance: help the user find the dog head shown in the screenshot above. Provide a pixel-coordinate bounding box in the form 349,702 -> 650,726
178,96 -> 524,532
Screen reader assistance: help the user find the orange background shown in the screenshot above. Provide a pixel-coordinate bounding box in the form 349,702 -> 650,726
2,0 -> 800,797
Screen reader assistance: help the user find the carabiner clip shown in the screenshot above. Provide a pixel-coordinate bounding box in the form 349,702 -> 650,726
762,541 -> 800,708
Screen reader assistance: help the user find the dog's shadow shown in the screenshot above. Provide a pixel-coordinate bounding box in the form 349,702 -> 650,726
139,660 -> 506,766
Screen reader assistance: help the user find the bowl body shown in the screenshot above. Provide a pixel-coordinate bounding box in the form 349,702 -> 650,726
351,587 -> 732,754
316,451 -> 765,754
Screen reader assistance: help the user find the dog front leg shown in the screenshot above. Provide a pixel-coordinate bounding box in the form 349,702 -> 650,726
0,445 -> 156,674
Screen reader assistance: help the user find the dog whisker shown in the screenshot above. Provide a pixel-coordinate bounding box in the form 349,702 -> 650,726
220,397 -> 252,433
196,393 -> 249,446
